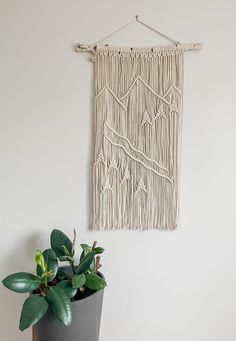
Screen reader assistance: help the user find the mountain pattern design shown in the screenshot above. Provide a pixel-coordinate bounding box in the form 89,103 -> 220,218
92,45 -> 184,230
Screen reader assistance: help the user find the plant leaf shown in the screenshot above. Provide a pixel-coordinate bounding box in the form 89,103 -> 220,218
85,273 -> 107,290
59,255 -> 74,263
89,258 -> 96,272
72,274 -> 86,289
47,286 -> 72,326
19,295 -> 49,331
56,280 -> 77,299
80,244 -> 91,253
75,252 -> 95,275
72,229 -> 77,256
62,245 -> 70,256
80,251 -> 85,262
50,229 -> 73,258
35,250 -> 47,273
56,268 -> 69,280
94,247 -> 105,254
2,272 -> 41,293
37,249 -> 58,281
80,244 -> 91,261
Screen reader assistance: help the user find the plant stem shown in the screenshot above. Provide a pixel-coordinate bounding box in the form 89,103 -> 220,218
69,260 -> 76,275
92,241 -> 97,250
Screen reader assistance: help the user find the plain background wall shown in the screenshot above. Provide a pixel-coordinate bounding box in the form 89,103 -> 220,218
1,0 -> 236,340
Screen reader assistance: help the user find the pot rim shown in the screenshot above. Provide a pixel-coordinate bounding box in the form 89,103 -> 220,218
72,286 -> 104,304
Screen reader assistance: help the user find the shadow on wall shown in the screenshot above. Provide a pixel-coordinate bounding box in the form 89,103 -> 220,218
0,232 -> 43,340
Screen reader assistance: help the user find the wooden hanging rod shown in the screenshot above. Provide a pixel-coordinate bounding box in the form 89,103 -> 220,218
75,42 -> 202,52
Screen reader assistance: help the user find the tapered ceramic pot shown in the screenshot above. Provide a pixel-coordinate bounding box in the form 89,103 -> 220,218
34,288 -> 104,341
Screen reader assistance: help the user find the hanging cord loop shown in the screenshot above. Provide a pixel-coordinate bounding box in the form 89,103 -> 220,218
135,16 -> 181,45
76,15 -> 202,52
91,15 -> 180,49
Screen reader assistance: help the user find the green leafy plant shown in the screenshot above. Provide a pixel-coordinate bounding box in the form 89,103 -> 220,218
2,229 -> 106,331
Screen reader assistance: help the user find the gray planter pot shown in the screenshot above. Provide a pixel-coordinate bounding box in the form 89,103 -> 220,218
34,270 -> 104,341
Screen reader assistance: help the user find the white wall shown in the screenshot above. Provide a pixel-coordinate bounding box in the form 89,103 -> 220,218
1,0 -> 236,340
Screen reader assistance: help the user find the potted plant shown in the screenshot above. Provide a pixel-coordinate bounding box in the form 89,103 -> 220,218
2,229 -> 106,341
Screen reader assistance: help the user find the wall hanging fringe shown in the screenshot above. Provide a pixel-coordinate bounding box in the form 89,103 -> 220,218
76,16 -> 202,230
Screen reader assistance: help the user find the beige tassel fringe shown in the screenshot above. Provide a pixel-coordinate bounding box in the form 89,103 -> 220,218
92,45 -> 184,230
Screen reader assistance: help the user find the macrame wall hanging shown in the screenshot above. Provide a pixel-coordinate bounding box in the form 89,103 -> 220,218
76,16 -> 202,230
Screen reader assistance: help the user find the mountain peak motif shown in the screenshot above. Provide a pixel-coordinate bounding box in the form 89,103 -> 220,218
154,103 -> 166,119
164,85 -> 182,102
135,178 -> 147,194
101,177 -> 112,193
121,166 -> 131,184
95,85 -> 127,111
95,150 -> 105,165
141,110 -> 152,127
169,97 -> 178,113
119,75 -> 169,104
108,158 -> 118,172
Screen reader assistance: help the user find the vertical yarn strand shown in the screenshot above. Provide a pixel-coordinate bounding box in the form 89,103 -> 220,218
92,45 -> 184,230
